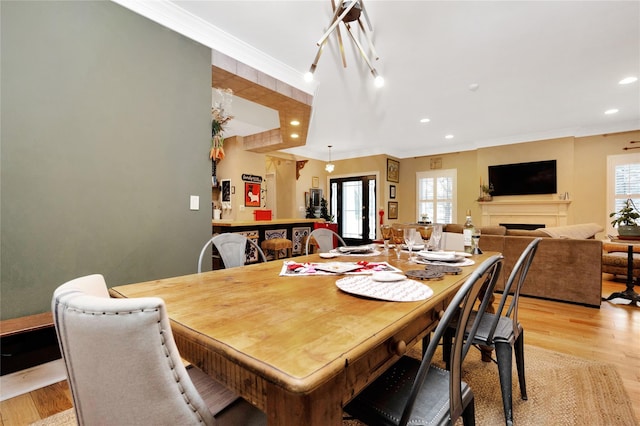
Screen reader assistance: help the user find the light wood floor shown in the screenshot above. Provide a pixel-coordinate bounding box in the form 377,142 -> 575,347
1,278 -> 639,425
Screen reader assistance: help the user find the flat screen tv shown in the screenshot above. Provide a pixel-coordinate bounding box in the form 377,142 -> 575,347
488,160 -> 557,196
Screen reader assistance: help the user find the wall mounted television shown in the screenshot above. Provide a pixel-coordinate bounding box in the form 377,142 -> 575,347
488,160 -> 557,196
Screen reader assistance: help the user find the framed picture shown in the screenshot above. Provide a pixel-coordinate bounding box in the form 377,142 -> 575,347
390,185 -> 396,199
244,182 -> 261,207
312,176 -> 319,188
221,179 -> 231,202
310,188 -> 322,207
387,158 -> 399,182
388,201 -> 398,220
309,188 -> 322,217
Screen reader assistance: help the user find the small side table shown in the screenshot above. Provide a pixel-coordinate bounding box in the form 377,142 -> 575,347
603,243 -> 640,307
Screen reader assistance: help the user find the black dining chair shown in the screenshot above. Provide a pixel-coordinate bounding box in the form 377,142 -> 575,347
344,255 -> 503,426
443,237 -> 541,426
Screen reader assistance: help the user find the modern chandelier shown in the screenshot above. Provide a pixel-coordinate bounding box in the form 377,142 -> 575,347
325,145 -> 335,173
305,0 -> 384,88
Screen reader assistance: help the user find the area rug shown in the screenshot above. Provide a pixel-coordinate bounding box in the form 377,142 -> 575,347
32,345 -> 638,426
345,344 -> 638,426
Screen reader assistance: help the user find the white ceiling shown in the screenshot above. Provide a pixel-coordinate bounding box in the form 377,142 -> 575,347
116,1 -> 640,162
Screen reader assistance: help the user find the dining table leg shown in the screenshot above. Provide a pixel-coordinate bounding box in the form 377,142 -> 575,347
265,374 -> 344,426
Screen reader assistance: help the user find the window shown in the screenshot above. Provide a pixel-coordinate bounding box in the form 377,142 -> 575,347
417,169 -> 457,224
607,153 -> 640,235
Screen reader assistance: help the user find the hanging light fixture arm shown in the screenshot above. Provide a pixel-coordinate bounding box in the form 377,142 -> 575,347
357,19 -> 379,61
359,0 -> 373,31
316,0 -> 358,46
331,0 -> 348,68
310,39 -> 327,74
345,24 -> 377,75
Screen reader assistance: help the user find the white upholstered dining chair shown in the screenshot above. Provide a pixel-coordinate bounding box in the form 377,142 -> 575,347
52,274 -> 266,426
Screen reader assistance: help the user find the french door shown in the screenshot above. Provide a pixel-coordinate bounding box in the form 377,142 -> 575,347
329,175 -> 376,245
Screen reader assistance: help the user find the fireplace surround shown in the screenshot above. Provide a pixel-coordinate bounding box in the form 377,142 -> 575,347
479,199 -> 570,228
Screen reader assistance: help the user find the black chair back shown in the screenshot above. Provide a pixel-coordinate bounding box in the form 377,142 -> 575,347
400,255 -> 503,425
487,238 -> 541,343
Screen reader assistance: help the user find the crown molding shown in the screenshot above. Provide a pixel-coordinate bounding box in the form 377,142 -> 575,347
111,0 -> 317,95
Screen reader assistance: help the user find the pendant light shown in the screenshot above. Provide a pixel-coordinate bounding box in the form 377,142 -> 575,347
325,145 -> 335,173
305,0 -> 384,88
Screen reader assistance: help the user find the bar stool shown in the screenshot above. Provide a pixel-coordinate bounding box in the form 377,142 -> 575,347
261,238 -> 293,260
301,235 -> 319,254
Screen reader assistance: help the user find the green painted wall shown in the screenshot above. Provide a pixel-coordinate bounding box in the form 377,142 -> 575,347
1,1 -> 212,319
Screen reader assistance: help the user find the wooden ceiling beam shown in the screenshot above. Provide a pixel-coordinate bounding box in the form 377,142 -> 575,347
212,51 -> 313,153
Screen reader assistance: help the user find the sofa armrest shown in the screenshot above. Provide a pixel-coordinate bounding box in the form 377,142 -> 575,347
500,236 -> 602,307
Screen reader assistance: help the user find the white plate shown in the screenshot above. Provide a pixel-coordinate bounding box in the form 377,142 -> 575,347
319,252 -> 340,259
453,251 -> 473,257
419,251 -> 459,261
416,250 -> 472,258
414,258 -> 476,267
314,262 -> 362,274
338,245 -> 374,254
371,272 -> 406,282
336,275 -> 434,302
401,244 -> 425,251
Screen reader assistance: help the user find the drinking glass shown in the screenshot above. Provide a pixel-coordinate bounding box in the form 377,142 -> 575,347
429,224 -> 442,251
418,226 -> 432,247
404,228 -> 417,263
472,228 -> 482,254
381,225 -> 392,255
392,227 -> 405,261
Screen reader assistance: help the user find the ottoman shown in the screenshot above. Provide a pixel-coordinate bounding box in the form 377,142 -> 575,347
602,242 -> 640,279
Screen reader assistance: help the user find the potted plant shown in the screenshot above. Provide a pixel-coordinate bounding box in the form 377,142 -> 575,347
609,198 -> 640,236
477,183 -> 494,202
305,202 -> 317,219
320,197 -> 334,222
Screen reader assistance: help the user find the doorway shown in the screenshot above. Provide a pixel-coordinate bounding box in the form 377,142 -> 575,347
265,172 -> 276,218
329,175 -> 376,245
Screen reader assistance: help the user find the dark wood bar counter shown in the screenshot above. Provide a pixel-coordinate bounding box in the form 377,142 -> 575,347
210,218 -> 324,268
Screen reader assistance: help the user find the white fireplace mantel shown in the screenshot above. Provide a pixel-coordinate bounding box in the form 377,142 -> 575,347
478,200 -> 571,227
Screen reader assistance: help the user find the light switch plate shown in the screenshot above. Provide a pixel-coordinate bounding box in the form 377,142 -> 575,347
190,195 -> 199,210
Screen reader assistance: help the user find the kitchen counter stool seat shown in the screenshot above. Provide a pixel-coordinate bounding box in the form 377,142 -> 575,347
261,238 -> 293,260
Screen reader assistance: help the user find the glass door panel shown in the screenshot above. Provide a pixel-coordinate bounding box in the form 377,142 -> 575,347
330,175 -> 376,245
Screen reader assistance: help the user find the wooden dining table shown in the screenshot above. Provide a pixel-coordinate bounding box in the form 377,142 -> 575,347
109,251 -> 496,425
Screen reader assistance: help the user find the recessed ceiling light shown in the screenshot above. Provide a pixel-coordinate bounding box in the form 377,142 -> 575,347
604,109 -> 619,115
619,76 -> 638,85
290,120 -> 300,126
291,133 -> 299,138
445,134 -> 454,139
419,118 -> 430,123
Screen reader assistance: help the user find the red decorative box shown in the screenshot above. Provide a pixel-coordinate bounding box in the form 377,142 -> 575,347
253,209 -> 272,221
